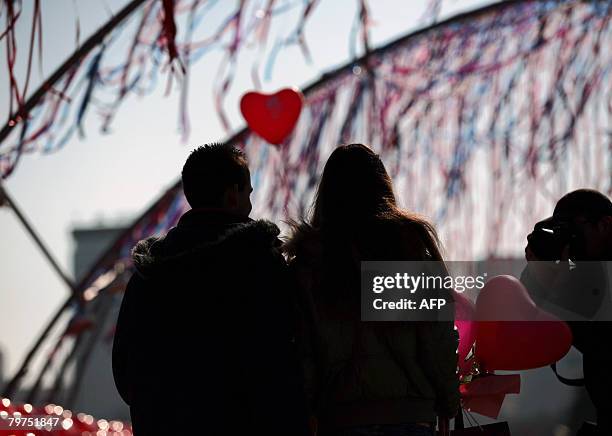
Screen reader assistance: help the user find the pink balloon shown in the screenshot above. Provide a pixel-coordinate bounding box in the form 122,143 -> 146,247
475,275 -> 572,371
475,275 -> 538,321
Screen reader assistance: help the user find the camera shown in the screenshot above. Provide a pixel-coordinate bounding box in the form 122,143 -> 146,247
527,216 -> 577,261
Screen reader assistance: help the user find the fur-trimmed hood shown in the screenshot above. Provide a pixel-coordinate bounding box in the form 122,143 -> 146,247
283,222 -> 323,261
131,209 -> 281,277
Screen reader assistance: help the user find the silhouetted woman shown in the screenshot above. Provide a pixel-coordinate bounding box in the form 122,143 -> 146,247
285,144 -> 459,436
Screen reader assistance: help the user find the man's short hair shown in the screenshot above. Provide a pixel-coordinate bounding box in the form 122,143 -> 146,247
181,143 -> 249,209
554,189 -> 612,219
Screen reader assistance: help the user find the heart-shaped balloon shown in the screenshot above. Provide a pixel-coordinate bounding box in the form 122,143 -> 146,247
475,275 -> 572,371
240,87 -> 303,145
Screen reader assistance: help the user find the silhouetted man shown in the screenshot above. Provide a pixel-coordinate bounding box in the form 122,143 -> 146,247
112,144 -> 308,435
522,189 -> 612,435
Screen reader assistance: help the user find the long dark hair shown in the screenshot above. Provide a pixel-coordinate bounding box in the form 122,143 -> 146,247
288,143 -> 443,261
310,143 -> 395,227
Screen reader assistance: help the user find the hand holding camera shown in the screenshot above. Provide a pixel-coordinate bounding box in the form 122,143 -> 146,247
524,216 -> 574,294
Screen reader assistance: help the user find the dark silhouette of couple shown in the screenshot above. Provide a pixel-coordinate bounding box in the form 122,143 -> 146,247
112,143 -> 461,435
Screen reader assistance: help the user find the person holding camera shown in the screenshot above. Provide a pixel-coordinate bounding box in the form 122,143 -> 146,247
521,189 -> 612,435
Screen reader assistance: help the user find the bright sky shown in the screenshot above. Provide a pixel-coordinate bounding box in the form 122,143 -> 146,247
0,0 -> 492,381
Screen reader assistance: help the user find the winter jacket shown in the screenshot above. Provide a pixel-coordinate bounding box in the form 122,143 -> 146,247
112,209 -> 308,435
286,217 -> 460,430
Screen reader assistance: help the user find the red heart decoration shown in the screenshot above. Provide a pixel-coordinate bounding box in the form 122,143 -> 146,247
475,275 -> 572,371
240,88 -> 303,145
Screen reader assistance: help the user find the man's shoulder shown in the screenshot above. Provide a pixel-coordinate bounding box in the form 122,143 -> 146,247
220,220 -> 286,271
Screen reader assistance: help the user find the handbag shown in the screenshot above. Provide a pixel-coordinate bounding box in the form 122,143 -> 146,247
449,422 -> 511,436
441,410 -> 511,436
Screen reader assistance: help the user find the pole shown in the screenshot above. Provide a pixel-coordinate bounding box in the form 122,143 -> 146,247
0,181 -> 77,296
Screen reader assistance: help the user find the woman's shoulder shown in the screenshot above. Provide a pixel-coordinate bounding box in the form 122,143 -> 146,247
361,211 -> 441,260
364,211 -> 426,239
